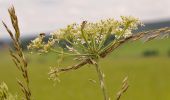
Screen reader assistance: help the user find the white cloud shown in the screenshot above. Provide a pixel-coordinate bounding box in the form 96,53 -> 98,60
0,0 -> 170,39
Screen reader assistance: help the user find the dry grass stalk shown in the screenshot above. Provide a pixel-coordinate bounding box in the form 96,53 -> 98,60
2,6 -> 31,100
116,76 -> 129,100
49,27 -> 170,75
48,27 -> 169,100
0,82 -> 17,100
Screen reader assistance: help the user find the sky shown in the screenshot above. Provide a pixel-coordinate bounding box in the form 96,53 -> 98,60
0,0 -> 170,39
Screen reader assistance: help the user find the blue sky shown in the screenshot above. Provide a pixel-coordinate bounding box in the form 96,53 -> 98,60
0,0 -> 170,39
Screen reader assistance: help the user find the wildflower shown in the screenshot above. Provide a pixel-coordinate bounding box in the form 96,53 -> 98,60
28,16 -> 141,56
27,34 -> 45,50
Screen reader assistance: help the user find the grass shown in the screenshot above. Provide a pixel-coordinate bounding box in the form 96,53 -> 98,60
0,38 -> 170,100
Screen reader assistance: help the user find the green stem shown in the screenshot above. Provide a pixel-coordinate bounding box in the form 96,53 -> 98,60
81,26 -> 93,52
98,24 -> 130,54
95,62 -> 109,100
65,38 -> 88,52
50,48 -> 94,56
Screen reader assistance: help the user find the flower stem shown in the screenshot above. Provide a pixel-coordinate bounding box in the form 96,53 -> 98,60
50,48 -> 94,56
95,62 -> 109,100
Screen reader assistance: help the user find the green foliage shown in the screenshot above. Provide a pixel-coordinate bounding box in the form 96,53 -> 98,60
168,49 -> 170,57
142,49 -> 159,57
1,51 -> 170,100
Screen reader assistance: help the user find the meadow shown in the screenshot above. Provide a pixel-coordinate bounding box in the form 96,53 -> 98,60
0,38 -> 170,100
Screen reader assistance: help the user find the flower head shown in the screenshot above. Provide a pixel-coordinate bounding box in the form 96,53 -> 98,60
28,16 -> 141,56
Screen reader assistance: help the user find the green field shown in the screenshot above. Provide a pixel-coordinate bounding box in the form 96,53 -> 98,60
0,39 -> 170,100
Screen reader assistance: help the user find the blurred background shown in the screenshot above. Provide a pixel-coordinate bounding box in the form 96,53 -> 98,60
0,0 -> 170,100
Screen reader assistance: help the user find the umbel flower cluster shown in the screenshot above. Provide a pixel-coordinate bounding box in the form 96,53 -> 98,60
28,16 -> 141,58
28,16 -> 142,100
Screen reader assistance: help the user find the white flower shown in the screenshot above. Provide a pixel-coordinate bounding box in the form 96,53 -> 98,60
123,30 -> 132,38
29,16 -> 141,55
